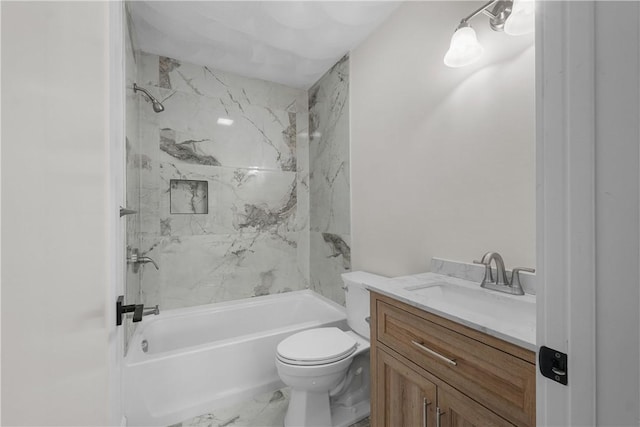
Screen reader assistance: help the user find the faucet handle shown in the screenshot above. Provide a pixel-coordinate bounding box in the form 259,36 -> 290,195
513,267 -> 536,275
510,267 -> 536,295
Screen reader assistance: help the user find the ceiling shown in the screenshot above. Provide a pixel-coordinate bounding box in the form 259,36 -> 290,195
127,1 -> 401,89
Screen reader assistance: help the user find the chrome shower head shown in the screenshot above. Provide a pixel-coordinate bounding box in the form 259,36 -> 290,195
151,99 -> 164,113
133,83 -> 165,113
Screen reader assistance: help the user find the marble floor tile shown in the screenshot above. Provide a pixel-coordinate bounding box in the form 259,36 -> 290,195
173,387 -> 369,427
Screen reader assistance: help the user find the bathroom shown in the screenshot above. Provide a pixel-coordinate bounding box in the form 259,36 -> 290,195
2,1 -> 640,427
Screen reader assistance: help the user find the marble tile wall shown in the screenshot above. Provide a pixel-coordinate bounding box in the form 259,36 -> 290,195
124,7 -> 141,351
135,53 -> 311,310
309,55 -> 352,305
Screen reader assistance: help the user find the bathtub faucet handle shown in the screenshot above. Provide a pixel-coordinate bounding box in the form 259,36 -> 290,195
116,296 -> 144,326
128,248 -> 159,272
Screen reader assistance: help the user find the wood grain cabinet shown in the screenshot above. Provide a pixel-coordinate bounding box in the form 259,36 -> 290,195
370,292 -> 536,427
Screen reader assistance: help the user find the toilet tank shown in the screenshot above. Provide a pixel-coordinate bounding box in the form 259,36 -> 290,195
341,271 -> 389,338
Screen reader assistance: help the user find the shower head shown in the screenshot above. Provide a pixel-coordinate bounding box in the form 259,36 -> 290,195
133,83 -> 165,113
151,100 -> 165,113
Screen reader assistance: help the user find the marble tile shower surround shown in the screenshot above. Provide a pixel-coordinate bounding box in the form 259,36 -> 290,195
133,52 -> 356,310
309,55 -> 352,305
430,257 -> 537,295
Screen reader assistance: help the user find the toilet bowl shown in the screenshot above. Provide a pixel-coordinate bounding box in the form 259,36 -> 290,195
275,272 -> 388,427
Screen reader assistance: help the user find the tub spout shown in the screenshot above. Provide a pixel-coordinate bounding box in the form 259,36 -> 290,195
143,305 -> 160,317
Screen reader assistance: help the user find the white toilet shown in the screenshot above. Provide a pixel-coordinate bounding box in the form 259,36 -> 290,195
275,271 -> 387,427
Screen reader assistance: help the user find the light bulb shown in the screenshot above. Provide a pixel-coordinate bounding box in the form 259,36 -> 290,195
505,0 -> 535,36
444,26 -> 484,68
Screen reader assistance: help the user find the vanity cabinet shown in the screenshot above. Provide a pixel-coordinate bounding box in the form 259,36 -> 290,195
370,292 -> 536,427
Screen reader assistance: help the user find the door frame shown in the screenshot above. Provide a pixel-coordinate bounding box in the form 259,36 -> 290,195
104,0 -> 609,425
107,1 -> 126,425
536,1 -> 597,425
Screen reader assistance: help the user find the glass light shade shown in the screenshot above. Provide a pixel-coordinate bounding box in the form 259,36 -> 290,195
504,0 -> 535,36
444,26 -> 484,68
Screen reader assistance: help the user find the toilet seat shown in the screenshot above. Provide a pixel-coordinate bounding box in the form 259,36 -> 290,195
277,327 -> 357,366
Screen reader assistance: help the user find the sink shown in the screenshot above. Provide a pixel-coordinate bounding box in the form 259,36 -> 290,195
365,272 -> 536,350
403,281 -> 536,327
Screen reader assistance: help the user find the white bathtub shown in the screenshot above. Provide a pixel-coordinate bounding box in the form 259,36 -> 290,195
124,290 -> 348,426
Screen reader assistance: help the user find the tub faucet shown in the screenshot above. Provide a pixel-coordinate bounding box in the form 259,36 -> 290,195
474,252 -> 533,295
143,305 -> 160,317
128,248 -> 159,272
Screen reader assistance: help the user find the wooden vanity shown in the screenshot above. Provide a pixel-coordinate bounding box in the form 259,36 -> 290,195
370,292 -> 536,427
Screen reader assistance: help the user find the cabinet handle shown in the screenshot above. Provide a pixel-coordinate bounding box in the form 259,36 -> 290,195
436,407 -> 445,427
423,397 -> 431,427
412,340 -> 458,366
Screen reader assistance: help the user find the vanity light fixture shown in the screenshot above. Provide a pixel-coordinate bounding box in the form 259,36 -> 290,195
504,0 -> 535,36
444,22 -> 484,68
444,0 -> 534,68
217,117 -> 234,126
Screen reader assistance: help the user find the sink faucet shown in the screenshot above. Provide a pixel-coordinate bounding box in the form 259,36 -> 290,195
474,252 -> 535,295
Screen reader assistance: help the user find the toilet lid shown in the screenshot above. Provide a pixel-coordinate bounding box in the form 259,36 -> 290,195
277,327 -> 357,366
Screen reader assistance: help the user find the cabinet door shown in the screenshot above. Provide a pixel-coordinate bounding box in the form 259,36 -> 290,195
437,388 -> 513,427
375,348 -> 437,427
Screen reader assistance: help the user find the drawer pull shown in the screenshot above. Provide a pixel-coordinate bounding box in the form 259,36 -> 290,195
436,407 -> 445,427
423,397 -> 431,427
412,340 -> 458,366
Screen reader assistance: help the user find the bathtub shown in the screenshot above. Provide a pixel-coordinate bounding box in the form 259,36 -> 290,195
123,290 -> 348,426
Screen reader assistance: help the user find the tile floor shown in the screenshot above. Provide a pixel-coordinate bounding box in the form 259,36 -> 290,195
171,387 -> 370,427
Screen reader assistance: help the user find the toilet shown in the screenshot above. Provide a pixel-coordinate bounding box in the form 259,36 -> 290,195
275,271 -> 387,427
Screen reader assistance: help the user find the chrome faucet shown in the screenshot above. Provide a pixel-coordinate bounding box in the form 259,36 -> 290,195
116,296 -> 160,326
143,305 -> 160,317
127,247 -> 159,272
474,252 -> 535,295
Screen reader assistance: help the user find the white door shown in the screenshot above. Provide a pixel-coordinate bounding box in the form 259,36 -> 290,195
537,1 -> 640,425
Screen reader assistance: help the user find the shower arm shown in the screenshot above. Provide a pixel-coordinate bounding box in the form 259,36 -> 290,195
133,83 -> 154,101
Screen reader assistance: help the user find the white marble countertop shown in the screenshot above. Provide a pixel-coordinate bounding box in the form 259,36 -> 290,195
365,272 -> 537,352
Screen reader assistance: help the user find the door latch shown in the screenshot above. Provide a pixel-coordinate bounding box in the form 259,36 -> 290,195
539,346 -> 568,385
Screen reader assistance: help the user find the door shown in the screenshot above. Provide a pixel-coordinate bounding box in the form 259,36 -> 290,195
375,348 -> 437,427
537,1 -> 640,425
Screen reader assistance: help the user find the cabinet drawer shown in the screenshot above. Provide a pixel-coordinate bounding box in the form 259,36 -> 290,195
376,300 -> 535,427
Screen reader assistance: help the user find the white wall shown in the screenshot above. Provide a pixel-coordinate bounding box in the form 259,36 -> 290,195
350,1 -> 535,276
1,2 -> 112,425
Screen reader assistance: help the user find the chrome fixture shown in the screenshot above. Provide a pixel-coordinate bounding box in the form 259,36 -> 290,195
133,83 -> 165,113
143,305 -> 160,317
116,296 -> 160,326
473,251 -> 535,295
119,206 -> 138,217
444,0 -> 534,68
127,247 -> 159,272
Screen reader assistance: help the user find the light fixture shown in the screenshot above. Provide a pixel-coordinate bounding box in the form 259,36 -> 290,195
217,117 -> 234,126
504,0 -> 534,36
444,23 -> 484,68
444,0 -> 534,68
